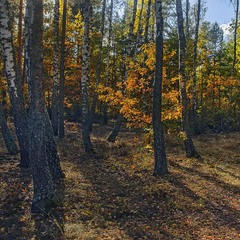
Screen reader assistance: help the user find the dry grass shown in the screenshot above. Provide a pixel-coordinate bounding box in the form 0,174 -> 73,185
0,123 -> 239,239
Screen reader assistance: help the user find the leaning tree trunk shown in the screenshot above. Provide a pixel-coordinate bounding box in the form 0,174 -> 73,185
107,0 -> 138,142
0,102 -> 19,155
26,0 -> 54,213
192,0 -> 201,135
51,0 -> 60,136
153,0 -> 168,176
59,0 -> 67,138
0,0 -> 29,167
81,0 -> 94,153
176,0 -> 200,158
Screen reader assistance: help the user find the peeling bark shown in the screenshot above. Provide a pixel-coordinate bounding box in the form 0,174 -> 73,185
0,0 -> 29,167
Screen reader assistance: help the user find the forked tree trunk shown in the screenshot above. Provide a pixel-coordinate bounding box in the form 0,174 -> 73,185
176,0 -> 200,158
0,103 -> 19,155
59,0 -> 67,138
26,0 -> 61,213
153,0 -> 168,176
81,0 -> 94,153
51,0 -> 60,136
0,0 -> 29,167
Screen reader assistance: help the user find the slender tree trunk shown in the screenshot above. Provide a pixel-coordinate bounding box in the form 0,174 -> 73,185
0,0 -> 29,167
130,0 -> 138,36
81,0 -> 93,153
192,0 -> 201,135
17,0 -> 23,79
144,0 -> 152,43
51,0 -> 60,136
153,0 -> 168,176
185,0 -> 189,39
0,102 -> 19,155
102,0 -> 114,125
176,0 -> 200,158
89,0 -> 107,131
59,0 -> 67,138
26,0 -> 54,213
232,0 -> 239,75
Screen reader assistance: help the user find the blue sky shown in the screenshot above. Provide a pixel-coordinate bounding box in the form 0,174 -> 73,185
190,0 -> 235,25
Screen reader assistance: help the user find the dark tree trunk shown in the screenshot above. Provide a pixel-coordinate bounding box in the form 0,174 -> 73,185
81,0 -> 93,153
59,0 -> 67,138
176,0 -> 200,159
0,103 -> 19,155
45,111 -> 64,180
26,0 -> 54,213
51,0 -> 60,136
0,0 -> 29,168
153,0 -> 168,176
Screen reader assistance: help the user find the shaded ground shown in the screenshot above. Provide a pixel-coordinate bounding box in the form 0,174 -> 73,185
0,123 -> 240,239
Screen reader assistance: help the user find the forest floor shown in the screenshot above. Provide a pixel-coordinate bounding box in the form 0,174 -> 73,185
0,122 -> 240,240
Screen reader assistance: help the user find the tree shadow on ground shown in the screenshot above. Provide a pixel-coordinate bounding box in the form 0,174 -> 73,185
33,180 -> 65,240
0,156 -> 65,240
67,130 -> 239,238
169,160 -> 240,194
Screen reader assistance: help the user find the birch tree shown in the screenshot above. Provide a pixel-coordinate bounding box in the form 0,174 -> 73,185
0,0 -> 29,167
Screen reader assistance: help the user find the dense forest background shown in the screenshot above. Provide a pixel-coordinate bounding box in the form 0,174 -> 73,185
1,0 -> 240,133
